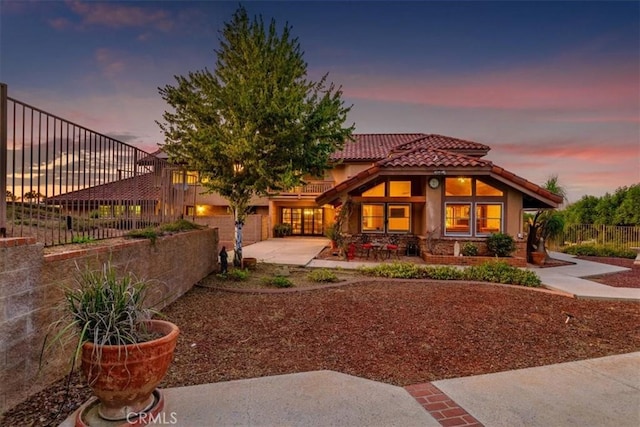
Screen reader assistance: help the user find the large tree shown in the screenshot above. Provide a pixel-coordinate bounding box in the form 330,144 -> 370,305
158,6 -> 353,266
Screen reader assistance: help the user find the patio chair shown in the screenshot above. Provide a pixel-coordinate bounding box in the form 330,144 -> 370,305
357,234 -> 373,258
385,235 -> 401,260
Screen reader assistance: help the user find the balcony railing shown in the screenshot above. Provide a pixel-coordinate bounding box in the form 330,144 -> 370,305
270,181 -> 335,197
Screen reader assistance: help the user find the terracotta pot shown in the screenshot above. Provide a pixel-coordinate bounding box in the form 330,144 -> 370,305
242,257 -> 257,270
531,252 -> 546,265
80,319 -> 179,421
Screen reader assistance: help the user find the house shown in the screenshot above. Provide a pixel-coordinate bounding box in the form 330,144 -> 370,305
305,134 -> 562,264
46,133 -> 562,262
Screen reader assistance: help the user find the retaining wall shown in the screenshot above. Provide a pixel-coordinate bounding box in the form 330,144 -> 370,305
0,228 -> 218,414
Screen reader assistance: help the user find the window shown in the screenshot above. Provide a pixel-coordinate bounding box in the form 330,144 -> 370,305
387,204 -> 410,232
445,177 -> 472,196
476,180 -> 503,196
389,181 -> 411,197
444,177 -> 505,236
363,182 -> 385,197
476,204 -> 502,235
362,204 -> 385,232
445,203 -> 471,235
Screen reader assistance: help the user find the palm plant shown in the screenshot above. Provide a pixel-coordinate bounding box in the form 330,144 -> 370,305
526,175 -> 567,260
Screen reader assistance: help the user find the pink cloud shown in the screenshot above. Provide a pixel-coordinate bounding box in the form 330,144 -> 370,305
497,140 -> 638,164
48,17 -> 72,30
340,58 -> 638,113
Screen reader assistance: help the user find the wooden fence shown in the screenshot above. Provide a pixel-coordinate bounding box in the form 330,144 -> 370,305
547,224 -> 640,250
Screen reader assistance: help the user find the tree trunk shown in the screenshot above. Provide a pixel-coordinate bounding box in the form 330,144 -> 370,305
233,211 -> 244,267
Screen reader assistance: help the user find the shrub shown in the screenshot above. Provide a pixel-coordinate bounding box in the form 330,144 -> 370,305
423,266 -> 464,280
359,262 -> 422,279
562,244 -> 636,259
461,242 -> 479,256
160,219 -> 200,232
263,276 -> 293,288
465,261 -> 541,287
126,227 -> 160,244
71,235 -> 95,244
273,223 -> 292,237
486,233 -> 516,257
227,269 -> 250,281
307,269 -> 339,283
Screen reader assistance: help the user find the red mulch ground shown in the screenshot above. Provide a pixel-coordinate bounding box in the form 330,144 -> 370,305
578,256 -> 640,288
3,261 -> 639,427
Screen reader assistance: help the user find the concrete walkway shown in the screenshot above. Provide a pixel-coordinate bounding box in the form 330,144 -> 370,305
433,352 -> 640,427
535,252 -> 640,301
62,353 -> 640,427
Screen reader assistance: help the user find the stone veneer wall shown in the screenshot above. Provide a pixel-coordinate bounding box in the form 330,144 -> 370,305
0,228 -> 218,414
419,238 -> 527,267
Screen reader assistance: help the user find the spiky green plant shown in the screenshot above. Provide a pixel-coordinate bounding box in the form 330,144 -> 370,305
41,262 -> 157,375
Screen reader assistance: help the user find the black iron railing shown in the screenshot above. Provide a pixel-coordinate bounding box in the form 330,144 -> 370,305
1,83 -> 188,246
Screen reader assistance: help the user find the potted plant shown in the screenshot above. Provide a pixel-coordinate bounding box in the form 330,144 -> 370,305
44,262 -> 179,423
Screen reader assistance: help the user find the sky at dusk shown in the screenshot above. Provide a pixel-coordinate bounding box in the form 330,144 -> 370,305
1,0 -> 638,203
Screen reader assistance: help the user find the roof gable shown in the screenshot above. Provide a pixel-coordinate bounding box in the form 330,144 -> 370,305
379,147 -> 492,169
332,133 -> 491,162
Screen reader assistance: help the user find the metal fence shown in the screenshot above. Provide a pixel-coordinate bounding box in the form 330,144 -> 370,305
547,224 -> 640,251
1,83 -> 189,246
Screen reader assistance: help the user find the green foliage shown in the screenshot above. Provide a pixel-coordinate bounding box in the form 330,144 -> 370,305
262,275 -> 293,288
464,261 -> 541,287
359,261 -> 540,287
71,235 -> 95,244
561,184 -> 640,226
461,242 -> 479,256
307,269 -> 339,283
226,269 -> 250,281
562,244 -> 636,259
160,219 -> 201,232
40,262 -> 159,380
360,262 -> 423,279
63,263 -> 154,346
273,223 -> 292,237
562,195 -> 599,225
158,5 -> 354,264
486,233 -> 516,257
423,266 -> 464,280
126,227 -> 160,244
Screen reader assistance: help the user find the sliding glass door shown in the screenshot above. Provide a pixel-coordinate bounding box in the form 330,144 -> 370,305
281,208 -> 324,235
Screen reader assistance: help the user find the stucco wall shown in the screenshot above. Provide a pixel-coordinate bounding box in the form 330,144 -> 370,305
196,214 -> 263,249
0,228 -> 218,414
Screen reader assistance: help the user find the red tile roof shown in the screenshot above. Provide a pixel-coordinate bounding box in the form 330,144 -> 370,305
379,147 -> 492,168
317,140 -> 562,208
46,173 -> 161,203
332,133 -> 490,161
391,134 -> 491,154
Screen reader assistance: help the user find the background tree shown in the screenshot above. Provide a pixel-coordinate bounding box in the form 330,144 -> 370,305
526,174 -> 566,260
22,190 -> 44,203
158,6 -> 353,266
560,184 -> 640,226
6,190 -> 18,202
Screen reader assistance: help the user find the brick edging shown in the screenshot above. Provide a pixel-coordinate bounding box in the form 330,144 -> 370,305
405,382 -> 483,427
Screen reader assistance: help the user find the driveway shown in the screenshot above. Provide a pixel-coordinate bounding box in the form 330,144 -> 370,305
236,237 -> 329,266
